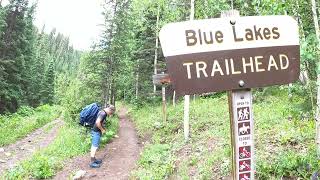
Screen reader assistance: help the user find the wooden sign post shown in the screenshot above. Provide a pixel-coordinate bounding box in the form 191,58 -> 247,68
161,73 -> 167,122
153,73 -> 171,122
229,89 -> 254,179
159,10 -> 300,180
222,10 -> 255,180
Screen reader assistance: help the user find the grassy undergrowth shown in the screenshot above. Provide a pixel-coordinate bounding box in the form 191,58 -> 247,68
128,90 -> 318,179
3,110 -> 119,179
0,105 -> 61,147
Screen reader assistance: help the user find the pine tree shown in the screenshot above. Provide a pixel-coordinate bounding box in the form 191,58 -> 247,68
0,0 -> 30,112
42,60 -> 55,104
23,3 -> 38,106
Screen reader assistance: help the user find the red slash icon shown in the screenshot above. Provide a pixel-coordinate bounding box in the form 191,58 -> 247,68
239,146 -> 251,159
239,173 -> 251,180
239,160 -> 251,172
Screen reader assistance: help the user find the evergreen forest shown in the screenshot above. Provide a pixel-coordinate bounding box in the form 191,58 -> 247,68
1,0 -> 320,179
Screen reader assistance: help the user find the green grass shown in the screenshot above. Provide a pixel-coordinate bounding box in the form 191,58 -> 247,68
0,105 -> 61,146
133,143 -> 175,179
128,91 -> 318,179
3,110 -> 119,179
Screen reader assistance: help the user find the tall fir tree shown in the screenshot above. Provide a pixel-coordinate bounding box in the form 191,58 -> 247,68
42,60 -> 55,105
0,0 -> 30,112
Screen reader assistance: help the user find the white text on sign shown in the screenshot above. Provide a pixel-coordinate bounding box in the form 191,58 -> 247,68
183,54 -> 289,79
185,25 -> 280,46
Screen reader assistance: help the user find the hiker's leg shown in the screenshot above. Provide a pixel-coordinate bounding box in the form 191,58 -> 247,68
91,130 -> 101,158
90,146 -> 98,159
90,130 -> 102,168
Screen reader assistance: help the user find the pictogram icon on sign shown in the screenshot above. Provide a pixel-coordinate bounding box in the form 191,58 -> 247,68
239,146 -> 251,159
239,160 -> 251,172
239,173 -> 251,180
238,122 -> 251,136
237,107 -> 250,121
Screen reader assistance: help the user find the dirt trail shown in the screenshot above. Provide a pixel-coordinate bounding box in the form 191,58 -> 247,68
0,119 -> 64,175
54,107 -> 142,180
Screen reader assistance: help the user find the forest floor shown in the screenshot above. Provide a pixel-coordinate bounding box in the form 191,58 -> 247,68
0,119 -> 64,175
54,107 -> 142,180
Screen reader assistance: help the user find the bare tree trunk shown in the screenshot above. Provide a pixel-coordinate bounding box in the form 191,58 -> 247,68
153,4 -> 160,94
293,1 -> 314,110
295,1 -> 314,111
110,84 -> 112,105
162,86 -> 167,122
104,1 -> 117,107
316,48 -> 320,157
173,91 -> 176,107
109,83 -> 112,105
102,74 -> 108,107
282,0 -> 288,15
110,79 -> 116,106
311,0 -> 320,158
204,0 -> 208,18
190,0 -> 195,20
112,88 -> 116,107
104,82 -> 110,107
135,60 -> 139,99
123,89 -> 126,102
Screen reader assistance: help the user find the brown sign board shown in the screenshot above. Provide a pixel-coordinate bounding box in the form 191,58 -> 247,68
159,16 -> 300,95
153,73 -> 171,85
166,45 -> 299,95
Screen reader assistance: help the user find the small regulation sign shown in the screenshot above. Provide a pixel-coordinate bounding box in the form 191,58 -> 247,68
231,90 -> 254,180
159,15 -> 300,95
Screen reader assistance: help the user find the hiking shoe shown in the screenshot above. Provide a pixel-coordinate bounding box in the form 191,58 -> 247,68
89,162 -> 101,168
94,159 -> 102,164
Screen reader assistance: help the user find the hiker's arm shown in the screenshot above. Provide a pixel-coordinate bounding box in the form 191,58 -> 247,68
96,117 -> 106,133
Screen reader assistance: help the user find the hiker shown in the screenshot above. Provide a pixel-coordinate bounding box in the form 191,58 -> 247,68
89,104 -> 116,168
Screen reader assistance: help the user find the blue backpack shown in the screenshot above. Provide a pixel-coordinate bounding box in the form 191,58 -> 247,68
79,103 -> 100,127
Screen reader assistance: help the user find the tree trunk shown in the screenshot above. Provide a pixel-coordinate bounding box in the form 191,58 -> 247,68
311,0 -> 320,158
162,85 -> 166,122
190,0 -> 195,20
153,4 -> 160,94
104,0 -> 117,107
294,1 -> 314,111
112,88 -> 116,107
104,82 -> 110,107
123,89 -> 126,102
135,60 -> 139,99
204,0 -> 208,18
282,0 -> 287,15
173,90 -> 176,107
110,81 -> 114,105
184,95 -> 190,142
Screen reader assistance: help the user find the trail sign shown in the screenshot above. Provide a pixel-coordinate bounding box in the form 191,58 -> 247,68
158,11 -> 300,180
152,73 -> 171,85
159,15 -> 300,95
